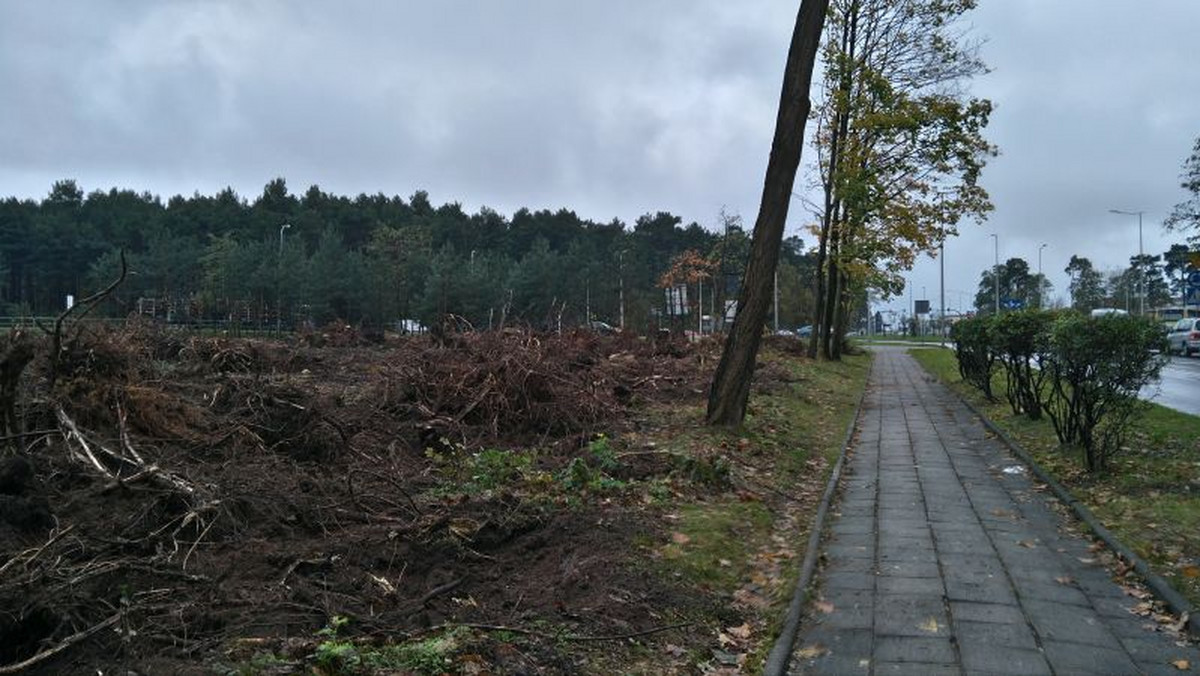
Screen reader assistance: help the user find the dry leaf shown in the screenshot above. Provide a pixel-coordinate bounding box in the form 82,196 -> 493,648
718,558 -> 732,567
726,623 -> 752,640
1018,540 -> 1036,549
1172,659 -> 1190,670
1054,575 -> 1074,585
671,532 -> 691,545
918,617 -> 941,633
815,600 -> 835,614
796,644 -> 828,659
1181,565 -> 1200,579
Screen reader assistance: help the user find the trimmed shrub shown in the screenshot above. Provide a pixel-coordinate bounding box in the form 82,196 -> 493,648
950,316 -> 998,401
992,310 -> 1056,420
1042,313 -> 1165,472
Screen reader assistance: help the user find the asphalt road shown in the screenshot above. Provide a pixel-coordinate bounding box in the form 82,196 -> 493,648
1143,354 -> 1200,416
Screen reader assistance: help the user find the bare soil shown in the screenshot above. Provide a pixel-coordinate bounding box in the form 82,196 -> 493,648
1,320 -> 754,674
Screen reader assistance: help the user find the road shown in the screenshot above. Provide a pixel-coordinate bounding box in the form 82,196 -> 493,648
1143,354 -> 1200,416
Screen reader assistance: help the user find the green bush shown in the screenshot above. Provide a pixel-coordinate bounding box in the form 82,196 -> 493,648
950,316 -> 998,401
1041,313 -> 1166,472
992,310 -> 1056,420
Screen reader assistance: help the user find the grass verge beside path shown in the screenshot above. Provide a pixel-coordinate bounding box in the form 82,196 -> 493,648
624,348 -> 871,673
911,347 -> 1200,608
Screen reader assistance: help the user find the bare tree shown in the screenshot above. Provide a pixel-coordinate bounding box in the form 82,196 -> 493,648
706,0 -> 830,426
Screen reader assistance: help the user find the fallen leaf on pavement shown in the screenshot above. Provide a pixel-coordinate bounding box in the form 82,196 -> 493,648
796,644 -> 827,659
1054,576 -> 1074,585
1171,658 -> 1190,670
1018,540 -> 1036,548
918,617 -> 941,633
815,600 -> 835,614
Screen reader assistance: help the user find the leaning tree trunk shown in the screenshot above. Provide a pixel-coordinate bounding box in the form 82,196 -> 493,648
706,0 -> 830,426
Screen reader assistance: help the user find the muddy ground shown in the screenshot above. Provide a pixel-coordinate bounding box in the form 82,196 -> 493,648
0,320 -> 803,674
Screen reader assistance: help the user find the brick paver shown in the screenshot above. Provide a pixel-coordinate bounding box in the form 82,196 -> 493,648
790,347 -> 1199,676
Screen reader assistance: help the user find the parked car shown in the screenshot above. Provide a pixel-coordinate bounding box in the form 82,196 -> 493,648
1166,318 -> 1200,356
796,325 -> 813,337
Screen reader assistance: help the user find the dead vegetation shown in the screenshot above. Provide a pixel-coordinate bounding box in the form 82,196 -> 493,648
2,318 -> 770,674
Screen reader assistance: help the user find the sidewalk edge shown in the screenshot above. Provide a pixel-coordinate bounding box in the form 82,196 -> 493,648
921,355 -> 1199,637
762,357 -> 873,676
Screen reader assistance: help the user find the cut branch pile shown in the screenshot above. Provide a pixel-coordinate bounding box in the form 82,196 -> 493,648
0,322 -> 716,674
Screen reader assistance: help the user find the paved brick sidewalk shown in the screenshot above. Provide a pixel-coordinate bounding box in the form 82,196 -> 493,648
790,347 -> 1199,676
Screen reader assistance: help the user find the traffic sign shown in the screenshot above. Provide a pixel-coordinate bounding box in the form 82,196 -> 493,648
1188,270 -> 1200,287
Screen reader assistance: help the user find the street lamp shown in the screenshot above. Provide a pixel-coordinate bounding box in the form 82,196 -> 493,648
1037,243 -> 1047,308
1109,209 -> 1144,315
990,233 -> 999,315
279,223 -> 291,257
277,223 -> 291,332
939,240 -> 945,344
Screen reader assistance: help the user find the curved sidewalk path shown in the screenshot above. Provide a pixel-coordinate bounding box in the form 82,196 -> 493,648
790,347 -> 1198,676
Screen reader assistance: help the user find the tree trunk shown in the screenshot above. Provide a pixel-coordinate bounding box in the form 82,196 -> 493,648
706,0 -> 830,426
809,1 -> 856,360
821,228 -> 841,359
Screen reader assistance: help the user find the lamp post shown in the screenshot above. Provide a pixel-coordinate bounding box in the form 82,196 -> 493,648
939,240 -> 945,343
990,233 -> 999,315
277,223 -> 291,332
1037,243 -> 1047,308
1109,209 -> 1144,315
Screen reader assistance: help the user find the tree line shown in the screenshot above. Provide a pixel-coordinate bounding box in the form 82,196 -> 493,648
0,178 -> 828,333
973,244 -> 1198,315
971,132 -> 1200,315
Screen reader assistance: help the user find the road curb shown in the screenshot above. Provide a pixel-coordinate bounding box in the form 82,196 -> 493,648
921,355 -> 1199,637
762,357 -> 873,676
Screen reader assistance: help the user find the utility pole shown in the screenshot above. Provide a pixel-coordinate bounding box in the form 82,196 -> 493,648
991,233 -> 999,315
1037,243 -> 1047,309
939,240 -> 945,343
1109,209 -> 1145,315
277,222 -> 291,333
618,251 -> 625,330
773,269 -> 779,333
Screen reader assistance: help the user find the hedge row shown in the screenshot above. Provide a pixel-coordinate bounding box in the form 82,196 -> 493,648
949,311 -> 1165,473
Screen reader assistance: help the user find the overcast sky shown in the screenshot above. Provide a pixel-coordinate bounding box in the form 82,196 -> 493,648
2,1 -> 1199,316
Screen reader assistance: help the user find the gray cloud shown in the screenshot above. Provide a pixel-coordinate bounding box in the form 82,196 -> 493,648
2,0 -> 1198,312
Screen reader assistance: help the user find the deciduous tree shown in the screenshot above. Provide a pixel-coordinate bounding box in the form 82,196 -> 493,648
706,0 -> 829,426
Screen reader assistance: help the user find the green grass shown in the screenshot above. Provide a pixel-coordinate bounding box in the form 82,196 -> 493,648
641,349 -> 871,670
853,334 -> 946,344
911,347 -> 1200,606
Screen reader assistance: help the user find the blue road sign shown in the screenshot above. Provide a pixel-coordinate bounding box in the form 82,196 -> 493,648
1002,298 -> 1024,310
1189,270 -> 1200,287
